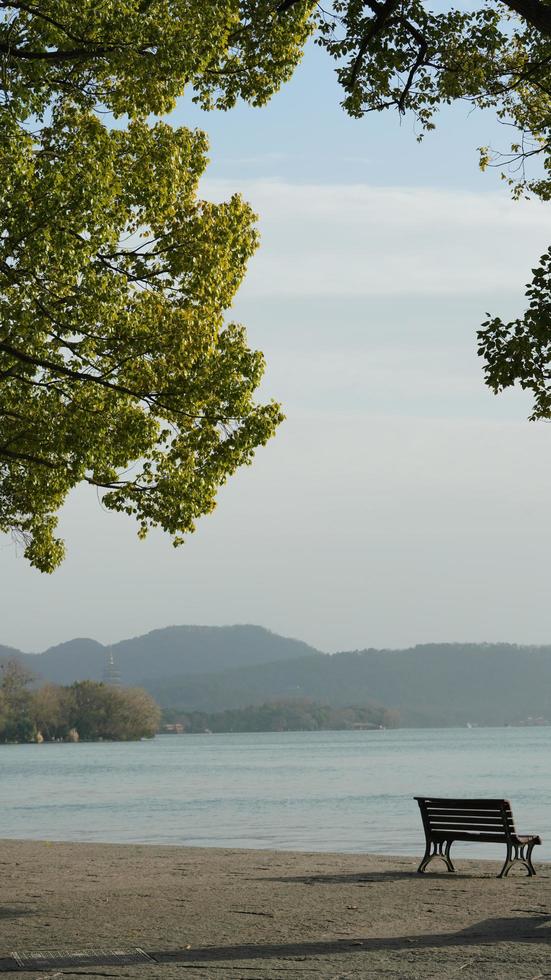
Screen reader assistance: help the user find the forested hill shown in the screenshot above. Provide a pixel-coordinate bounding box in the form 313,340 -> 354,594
3,633 -> 551,726
143,642 -> 551,727
1,625 -> 322,685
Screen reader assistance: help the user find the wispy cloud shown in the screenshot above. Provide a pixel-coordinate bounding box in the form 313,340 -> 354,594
202,178 -> 549,298
219,152 -> 290,166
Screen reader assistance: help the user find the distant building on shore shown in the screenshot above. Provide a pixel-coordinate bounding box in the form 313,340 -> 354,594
102,649 -> 122,687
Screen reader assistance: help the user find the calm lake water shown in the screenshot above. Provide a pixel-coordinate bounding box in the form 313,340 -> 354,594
1,728 -> 550,860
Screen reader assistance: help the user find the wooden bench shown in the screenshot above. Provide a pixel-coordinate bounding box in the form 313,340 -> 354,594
415,797 -> 541,878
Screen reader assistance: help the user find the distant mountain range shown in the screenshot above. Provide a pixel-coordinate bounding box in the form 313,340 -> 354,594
2,627 -> 551,727
0,625 -> 319,685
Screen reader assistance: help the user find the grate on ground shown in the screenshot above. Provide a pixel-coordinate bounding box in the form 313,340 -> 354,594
11,946 -> 154,969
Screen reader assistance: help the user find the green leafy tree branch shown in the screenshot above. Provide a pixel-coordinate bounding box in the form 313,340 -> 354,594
285,0 -> 551,418
0,109 -> 284,570
6,0 -> 549,572
0,2 -> 317,570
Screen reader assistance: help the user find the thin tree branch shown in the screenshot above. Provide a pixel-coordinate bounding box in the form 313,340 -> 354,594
0,40 -> 155,63
0,444 -> 61,469
0,2 -> 86,44
500,0 -> 551,37
346,0 -> 401,92
0,340 -> 143,399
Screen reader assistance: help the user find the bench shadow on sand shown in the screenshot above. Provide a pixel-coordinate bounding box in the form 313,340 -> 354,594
152,915 -> 551,965
254,869 -> 494,884
0,911 -> 547,972
0,906 -> 36,920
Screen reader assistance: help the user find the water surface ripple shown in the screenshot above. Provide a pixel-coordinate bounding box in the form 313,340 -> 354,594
1,728 -> 549,859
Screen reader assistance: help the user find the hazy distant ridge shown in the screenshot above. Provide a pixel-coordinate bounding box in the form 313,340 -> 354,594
143,642 -> 551,726
3,625 -> 321,685
2,629 -> 551,726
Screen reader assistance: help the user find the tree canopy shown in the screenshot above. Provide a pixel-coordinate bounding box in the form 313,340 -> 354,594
2,0 -> 550,573
305,0 -> 551,418
0,109 -> 284,570
1,1 -> 315,118
0,661 -> 161,741
0,1 -> 314,570
163,698 -> 399,733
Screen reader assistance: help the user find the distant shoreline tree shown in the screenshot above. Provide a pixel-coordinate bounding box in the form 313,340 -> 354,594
162,698 -> 400,733
68,681 -> 161,741
0,661 -> 161,742
0,660 -> 35,742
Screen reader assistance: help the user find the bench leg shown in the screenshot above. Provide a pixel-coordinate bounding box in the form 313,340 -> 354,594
498,842 -> 537,878
417,840 -> 456,874
417,844 -> 432,873
498,843 -> 514,878
443,840 -> 456,873
526,842 -> 537,876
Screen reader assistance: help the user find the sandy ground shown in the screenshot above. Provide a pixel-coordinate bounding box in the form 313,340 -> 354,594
0,839 -> 549,979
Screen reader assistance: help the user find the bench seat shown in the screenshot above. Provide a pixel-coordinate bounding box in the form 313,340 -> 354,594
415,797 -> 541,877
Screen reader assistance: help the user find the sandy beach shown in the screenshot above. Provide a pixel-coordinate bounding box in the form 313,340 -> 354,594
0,839 -> 549,979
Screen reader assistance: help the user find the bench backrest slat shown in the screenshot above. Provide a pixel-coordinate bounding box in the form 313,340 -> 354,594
428,821 -> 506,834
415,797 -> 515,840
423,808 -> 507,818
416,797 -> 510,808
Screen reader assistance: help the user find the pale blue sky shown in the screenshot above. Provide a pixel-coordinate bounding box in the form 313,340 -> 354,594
2,40 -> 551,654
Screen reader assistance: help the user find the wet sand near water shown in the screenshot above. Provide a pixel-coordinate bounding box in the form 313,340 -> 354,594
0,839 -> 549,979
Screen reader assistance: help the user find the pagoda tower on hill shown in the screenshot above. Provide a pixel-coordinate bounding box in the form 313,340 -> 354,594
102,648 -> 122,687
